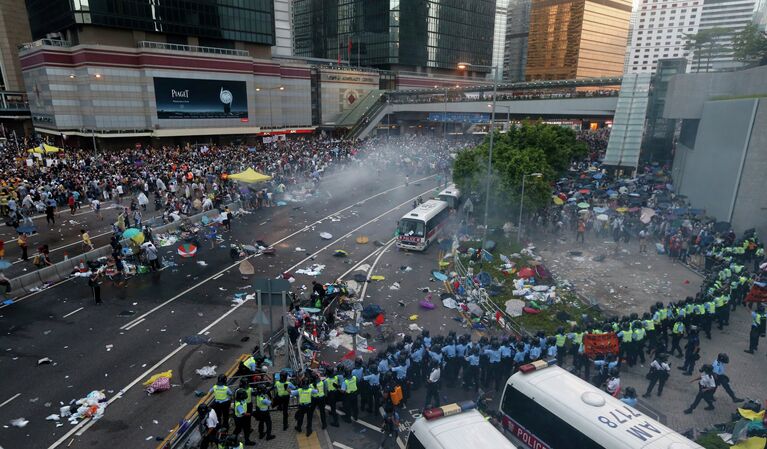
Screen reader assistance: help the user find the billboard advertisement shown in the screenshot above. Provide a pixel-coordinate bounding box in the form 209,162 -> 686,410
153,78 -> 248,119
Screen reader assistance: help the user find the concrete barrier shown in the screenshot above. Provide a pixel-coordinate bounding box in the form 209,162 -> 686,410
7,202 -> 241,298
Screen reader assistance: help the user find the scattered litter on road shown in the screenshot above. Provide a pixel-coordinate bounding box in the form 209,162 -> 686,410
319,232 -> 333,240
197,260 -> 208,267
441,298 -> 458,309
45,414 -> 60,421
144,370 -> 173,395
356,264 -> 371,272
296,264 -> 326,276
9,418 -> 29,428
399,266 -> 412,272
389,282 -> 400,290
408,323 -> 422,331
195,366 -> 217,378
37,357 -> 53,365
105,344 -> 114,351
295,247 -> 305,252
183,335 -> 210,345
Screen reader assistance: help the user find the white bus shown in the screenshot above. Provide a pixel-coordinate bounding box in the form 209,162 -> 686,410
500,361 -> 703,449
397,200 -> 450,251
407,402 -> 519,449
437,184 -> 462,209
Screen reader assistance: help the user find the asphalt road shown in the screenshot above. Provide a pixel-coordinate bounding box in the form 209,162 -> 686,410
0,168 -> 441,449
0,201 -> 166,280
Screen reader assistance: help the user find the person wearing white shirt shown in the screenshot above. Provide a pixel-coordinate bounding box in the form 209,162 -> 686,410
197,404 -> 219,449
643,354 -> 671,397
684,365 -> 716,414
424,363 -> 441,409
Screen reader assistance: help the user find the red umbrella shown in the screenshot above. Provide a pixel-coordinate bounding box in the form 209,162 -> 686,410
518,267 -> 535,278
579,189 -> 590,194
177,243 -> 197,258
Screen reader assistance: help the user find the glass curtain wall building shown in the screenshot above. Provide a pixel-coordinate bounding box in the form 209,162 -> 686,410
293,0 -> 496,72
504,0 -> 531,81
525,0 -> 631,80
25,0 -> 275,46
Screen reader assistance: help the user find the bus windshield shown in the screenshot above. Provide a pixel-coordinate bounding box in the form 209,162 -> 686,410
399,219 -> 425,238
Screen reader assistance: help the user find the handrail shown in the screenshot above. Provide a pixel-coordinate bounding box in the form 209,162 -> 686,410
18,39 -> 71,50
159,327 -> 288,449
137,41 -> 250,57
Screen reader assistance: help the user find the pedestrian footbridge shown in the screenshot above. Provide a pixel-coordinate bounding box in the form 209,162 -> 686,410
340,77 -> 622,139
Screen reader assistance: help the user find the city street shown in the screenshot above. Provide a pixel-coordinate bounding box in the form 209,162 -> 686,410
0,169 -> 438,449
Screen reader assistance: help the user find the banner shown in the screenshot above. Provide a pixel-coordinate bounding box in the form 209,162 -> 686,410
153,78 -> 248,119
583,333 -> 619,358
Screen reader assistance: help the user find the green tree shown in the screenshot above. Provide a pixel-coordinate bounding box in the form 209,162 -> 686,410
685,28 -> 729,72
733,23 -> 767,66
453,123 -> 585,222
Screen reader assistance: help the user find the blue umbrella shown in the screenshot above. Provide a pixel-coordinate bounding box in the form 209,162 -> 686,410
592,173 -> 603,180
16,225 -> 35,234
0,260 -> 12,270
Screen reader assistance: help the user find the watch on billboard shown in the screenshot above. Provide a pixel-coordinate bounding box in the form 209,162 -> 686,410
154,77 -> 248,119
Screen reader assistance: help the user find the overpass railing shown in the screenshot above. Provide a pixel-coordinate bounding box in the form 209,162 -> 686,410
0,91 -> 29,112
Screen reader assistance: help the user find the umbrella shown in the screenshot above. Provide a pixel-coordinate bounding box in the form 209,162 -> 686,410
333,250 -> 348,257
552,196 -> 564,205
319,232 -> 333,240
596,214 -> 609,221
577,202 -> 590,209
578,189 -> 590,194
355,236 -> 369,244
0,260 -> 12,270
242,244 -> 258,254
615,207 -> 629,213
640,207 -> 656,224
578,209 -> 590,215
432,271 -> 448,281
628,207 -> 641,213
518,267 -> 535,278
239,259 -> 255,275
592,173 -> 603,180
16,225 -> 36,234
123,228 -> 142,239
593,207 -> 608,213
713,221 -> 731,233
178,243 -> 198,258
618,186 -> 629,194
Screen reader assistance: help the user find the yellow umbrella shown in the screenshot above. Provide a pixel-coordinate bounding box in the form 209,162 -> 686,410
552,196 -> 564,205
616,207 -> 629,213
228,168 -> 272,183
27,144 -> 61,154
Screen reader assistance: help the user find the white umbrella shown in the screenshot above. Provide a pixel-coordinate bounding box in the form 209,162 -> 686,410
596,214 -> 609,221
319,232 -> 333,240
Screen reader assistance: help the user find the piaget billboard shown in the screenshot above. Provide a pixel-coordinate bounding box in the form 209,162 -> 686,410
153,78 -> 248,119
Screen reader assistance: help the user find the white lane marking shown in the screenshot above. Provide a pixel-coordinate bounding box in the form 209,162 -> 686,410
284,197 -> 418,275
0,393 -> 21,408
397,437 -> 405,449
212,273 -> 224,280
74,419 -> 97,436
47,295 -> 252,448
62,307 -> 84,318
122,318 -> 145,331
119,179 -> 435,331
333,442 -> 355,449
10,229 -> 113,265
358,239 -> 396,301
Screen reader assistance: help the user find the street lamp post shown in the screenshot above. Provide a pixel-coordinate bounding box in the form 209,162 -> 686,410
517,172 -> 543,242
458,62 -> 498,254
256,86 -> 285,129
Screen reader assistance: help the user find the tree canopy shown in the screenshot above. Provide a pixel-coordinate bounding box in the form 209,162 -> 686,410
453,122 -> 588,220
733,24 -> 767,67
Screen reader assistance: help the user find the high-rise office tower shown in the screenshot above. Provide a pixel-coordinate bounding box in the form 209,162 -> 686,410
625,0 -> 702,74
693,0 -> 762,71
525,0 -> 632,80
293,0 -> 496,74
504,0 -> 531,82
493,0 -> 511,79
